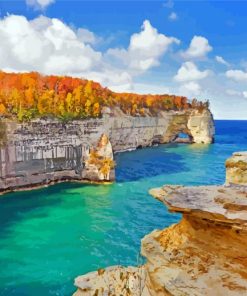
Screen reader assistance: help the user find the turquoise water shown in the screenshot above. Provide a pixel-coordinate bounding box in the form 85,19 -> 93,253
0,120 -> 246,295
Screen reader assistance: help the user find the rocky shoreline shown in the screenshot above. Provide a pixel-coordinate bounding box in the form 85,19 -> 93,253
73,151 -> 247,296
0,108 -> 214,194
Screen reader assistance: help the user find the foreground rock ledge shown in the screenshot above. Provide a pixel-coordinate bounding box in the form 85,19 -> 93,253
73,152 -> 247,296
147,185 -> 247,296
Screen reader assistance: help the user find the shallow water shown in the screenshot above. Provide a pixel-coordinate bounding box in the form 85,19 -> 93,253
0,120 -> 246,295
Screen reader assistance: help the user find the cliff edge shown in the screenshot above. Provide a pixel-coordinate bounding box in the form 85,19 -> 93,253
73,151 -> 247,296
0,108 -> 214,193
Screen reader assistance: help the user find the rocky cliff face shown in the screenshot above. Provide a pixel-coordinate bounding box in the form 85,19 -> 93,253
0,108 -> 214,193
163,109 -> 214,144
73,151 -> 247,296
147,184 -> 247,296
187,109 -> 215,144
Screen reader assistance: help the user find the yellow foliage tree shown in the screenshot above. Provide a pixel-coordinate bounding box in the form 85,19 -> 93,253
92,102 -> 100,117
85,99 -> 92,117
0,103 -> 7,115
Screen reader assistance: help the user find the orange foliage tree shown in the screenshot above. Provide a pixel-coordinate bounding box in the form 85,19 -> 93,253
0,71 -> 209,121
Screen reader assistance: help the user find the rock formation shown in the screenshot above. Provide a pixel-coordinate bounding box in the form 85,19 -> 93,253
187,109 -> 215,144
83,134 -> 115,182
163,109 -> 214,144
226,151 -> 247,185
0,107 -> 214,193
73,266 -> 148,296
73,151 -> 247,296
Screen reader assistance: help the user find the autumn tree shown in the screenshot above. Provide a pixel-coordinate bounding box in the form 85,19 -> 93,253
0,71 -> 207,121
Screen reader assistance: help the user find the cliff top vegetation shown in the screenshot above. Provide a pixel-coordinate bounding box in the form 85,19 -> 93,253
0,71 -> 209,122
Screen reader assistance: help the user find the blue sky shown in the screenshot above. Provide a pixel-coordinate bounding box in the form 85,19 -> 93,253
1,0 -> 247,119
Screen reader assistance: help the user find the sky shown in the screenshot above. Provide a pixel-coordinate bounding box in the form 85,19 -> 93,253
0,1 -> 247,119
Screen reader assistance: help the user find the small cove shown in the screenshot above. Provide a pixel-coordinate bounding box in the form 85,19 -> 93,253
0,120 -> 246,296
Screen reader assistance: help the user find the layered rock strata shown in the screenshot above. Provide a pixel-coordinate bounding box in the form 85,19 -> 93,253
74,151 -> 247,296
0,108 -> 214,192
147,184 -> 247,296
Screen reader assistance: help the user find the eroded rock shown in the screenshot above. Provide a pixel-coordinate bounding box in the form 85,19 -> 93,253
73,152 -> 247,296
226,152 -> 247,185
147,184 -> 247,296
187,109 -> 215,144
73,266 -> 149,296
0,108 -> 214,193
83,134 -> 115,182
162,109 -> 214,144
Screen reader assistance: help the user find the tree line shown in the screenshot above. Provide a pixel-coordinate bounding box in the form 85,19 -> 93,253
0,71 -> 209,121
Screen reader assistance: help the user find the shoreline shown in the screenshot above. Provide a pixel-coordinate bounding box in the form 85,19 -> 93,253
0,178 -> 113,197
0,141 -> 205,197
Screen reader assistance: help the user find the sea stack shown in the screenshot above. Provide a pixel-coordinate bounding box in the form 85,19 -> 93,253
83,134 -> 115,182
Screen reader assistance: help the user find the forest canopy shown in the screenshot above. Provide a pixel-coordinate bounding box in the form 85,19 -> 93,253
0,71 -> 209,121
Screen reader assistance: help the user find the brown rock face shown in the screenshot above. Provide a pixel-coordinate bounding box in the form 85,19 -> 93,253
73,151 -> 247,296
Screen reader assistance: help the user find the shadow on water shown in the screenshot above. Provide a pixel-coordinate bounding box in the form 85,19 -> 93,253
115,144 -> 188,182
0,182 -> 88,238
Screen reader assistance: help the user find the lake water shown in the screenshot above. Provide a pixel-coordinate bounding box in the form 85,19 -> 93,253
0,120 -> 246,295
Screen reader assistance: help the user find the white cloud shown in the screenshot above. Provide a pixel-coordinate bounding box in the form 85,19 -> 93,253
107,20 -> 180,72
178,81 -> 201,98
226,89 -> 241,96
77,28 -> 100,45
133,83 -> 170,95
26,0 -> 55,9
85,70 -> 133,93
215,55 -> 230,66
174,61 -> 210,82
182,36 -> 212,59
226,89 -> 247,99
0,15 -> 182,92
226,69 -> 247,82
168,12 -> 178,21
0,15 -> 101,75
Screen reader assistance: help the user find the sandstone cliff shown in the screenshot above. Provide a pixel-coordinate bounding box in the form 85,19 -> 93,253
0,108 -> 214,193
73,151 -> 247,296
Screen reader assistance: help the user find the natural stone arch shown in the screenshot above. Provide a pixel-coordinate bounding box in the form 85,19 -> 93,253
172,131 -> 193,143
162,110 -> 215,144
162,113 -> 194,143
